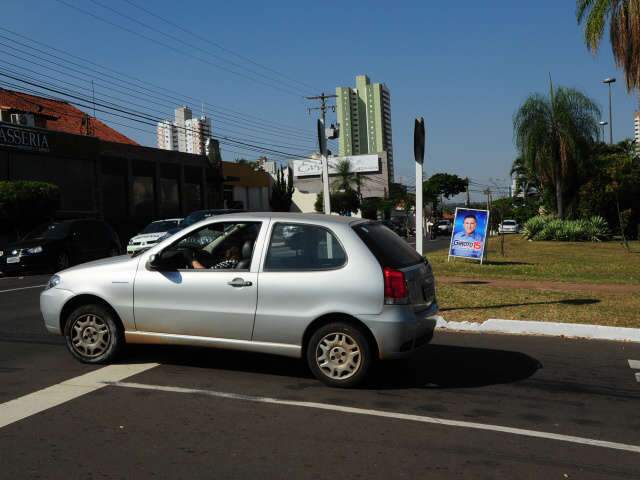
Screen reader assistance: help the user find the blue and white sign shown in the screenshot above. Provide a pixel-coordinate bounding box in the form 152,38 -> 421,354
448,208 -> 490,263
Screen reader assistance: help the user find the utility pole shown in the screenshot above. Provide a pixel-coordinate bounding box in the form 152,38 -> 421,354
465,177 -> 471,207
308,94 -> 338,216
306,92 -> 337,125
603,77 -> 616,144
484,188 -> 492,211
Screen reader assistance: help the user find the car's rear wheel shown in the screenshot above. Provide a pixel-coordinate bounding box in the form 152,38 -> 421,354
64,304 -> 123,364
306,322 -> 373,388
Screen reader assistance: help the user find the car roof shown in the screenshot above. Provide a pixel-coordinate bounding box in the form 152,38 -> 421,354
206,212 -> 367,227
151,218 -> 182,223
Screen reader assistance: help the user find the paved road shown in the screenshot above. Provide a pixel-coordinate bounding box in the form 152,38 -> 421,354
1,275 -> 639,479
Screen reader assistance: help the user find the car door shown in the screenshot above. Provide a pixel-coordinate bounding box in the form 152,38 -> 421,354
132,220 -> 267,340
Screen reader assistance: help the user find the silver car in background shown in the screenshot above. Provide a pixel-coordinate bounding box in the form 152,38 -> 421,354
41,213 -> 438,387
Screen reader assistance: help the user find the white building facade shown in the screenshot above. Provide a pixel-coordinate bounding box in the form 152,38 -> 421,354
157,106 -> 211,155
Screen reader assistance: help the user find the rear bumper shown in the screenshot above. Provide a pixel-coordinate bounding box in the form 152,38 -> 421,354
357,301 -> 439,360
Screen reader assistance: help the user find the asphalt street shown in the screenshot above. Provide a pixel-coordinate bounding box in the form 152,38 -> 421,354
1,274 -> 639,479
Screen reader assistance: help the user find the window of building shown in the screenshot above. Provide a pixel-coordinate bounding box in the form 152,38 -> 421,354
264,223 -> 347,271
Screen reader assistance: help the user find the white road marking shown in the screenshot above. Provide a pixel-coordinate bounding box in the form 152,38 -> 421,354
109,381 -> 640,454
629,360 -> 640,370
0,363 -> 158,429
0,285 -> 46,293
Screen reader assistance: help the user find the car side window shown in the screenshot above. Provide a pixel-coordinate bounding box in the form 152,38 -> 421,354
264,223 -> 346,271
170,222 -> 261,271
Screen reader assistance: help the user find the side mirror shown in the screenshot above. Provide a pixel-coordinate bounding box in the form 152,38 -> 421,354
147,249 -> 183,270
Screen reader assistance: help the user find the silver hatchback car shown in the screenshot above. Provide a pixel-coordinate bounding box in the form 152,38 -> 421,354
41,213 -> 438,387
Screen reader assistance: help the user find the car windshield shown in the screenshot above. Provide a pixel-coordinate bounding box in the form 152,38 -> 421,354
503,220 -> 516,225
22,222 -> 70,240
141,220 -> 180,234
437,221 -> 449,226
353,222 -> 423,269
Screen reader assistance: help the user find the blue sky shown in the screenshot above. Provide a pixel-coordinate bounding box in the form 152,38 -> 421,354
3,0 -> 638,201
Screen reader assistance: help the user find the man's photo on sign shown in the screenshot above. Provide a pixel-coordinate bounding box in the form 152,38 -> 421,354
449,208 -> 489,260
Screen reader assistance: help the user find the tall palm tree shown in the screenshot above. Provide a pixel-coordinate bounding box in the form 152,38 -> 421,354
513,83 -> 600,218
577,0 -> 640,90
510,156 -> 541,198
331,159 -> 363,194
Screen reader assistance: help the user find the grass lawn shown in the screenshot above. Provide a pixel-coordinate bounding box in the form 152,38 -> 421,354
428,236 -> 640,285
438,284 -> 640,328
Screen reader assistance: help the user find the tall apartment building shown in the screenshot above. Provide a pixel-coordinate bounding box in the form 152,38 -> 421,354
336,75 -> 394,181
157,106 -> 212,155
634,111 -> 640,151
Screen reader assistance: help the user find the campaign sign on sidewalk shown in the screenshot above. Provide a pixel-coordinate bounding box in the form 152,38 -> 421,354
448,208 -> 490,262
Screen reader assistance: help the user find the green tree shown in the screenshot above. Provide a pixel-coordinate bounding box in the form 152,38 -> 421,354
331,159 -> 363,194
513,83 -> 600,218
510,156 -> 541,198
314,190 -> 360,216
0,181 -> 60,237
578,139 -> 640,241
422,173 -> 468,215
577,0 -> 640,91
269,167 -> 294,212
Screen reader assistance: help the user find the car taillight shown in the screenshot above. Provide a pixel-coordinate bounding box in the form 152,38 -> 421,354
383,267 -> 409,304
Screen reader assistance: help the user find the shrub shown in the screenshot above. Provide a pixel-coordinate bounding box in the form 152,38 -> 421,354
522,215 -> 608,242
0,181 -> 60,235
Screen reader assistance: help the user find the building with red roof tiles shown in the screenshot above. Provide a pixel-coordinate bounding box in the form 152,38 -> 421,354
0,88 -> 137,145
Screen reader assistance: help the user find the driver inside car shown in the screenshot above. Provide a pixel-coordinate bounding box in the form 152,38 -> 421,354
191,245 -> 241,270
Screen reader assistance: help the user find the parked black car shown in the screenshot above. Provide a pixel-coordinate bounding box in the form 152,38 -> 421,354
0,219 -> 121,275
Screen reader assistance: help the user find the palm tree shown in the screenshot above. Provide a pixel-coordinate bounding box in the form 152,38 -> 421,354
331,159 -> 363,194
513,83 -> 600,218
510,156 -> 540,198
577,0 -> 640,91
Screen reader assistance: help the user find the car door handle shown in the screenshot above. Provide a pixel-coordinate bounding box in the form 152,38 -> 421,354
228,278 -> 252,287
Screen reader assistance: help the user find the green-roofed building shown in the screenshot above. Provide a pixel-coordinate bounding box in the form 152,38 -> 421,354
336,75 -> 394,181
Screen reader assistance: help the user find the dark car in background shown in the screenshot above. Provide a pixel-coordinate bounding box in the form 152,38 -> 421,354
0,219 -> 121,275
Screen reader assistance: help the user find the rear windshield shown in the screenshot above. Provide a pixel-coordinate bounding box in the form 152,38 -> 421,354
353,222 -> 423,269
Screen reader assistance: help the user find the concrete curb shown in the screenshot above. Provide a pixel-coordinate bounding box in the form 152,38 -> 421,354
434,316 -> 640,343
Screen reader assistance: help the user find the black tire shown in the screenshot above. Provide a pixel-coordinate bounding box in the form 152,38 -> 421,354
306,322 -> 373,388
54,251 -> 70,271
64,303 -> 124,364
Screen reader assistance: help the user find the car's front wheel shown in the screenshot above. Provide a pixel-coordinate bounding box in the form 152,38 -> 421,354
306,322 -> 373,388
64,304 -> 123,364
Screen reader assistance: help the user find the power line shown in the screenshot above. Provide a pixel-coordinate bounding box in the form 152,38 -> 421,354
0,27 -> 313,137
0,46 -> 318,148
0,60 -> 317,152
54,0 -> 309,98
118,0 -> 319,94
0,74 -> 312,160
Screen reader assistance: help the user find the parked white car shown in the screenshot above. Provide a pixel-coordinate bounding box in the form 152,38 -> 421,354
127,218 -> 182,254
498,219 -> 520,234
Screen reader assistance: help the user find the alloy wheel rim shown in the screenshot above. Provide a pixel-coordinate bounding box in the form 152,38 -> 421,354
70,314 -> 111,358
316,332 -> 361,380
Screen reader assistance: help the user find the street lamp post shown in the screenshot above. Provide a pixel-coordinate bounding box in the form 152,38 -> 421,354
598,121 -> 608,143
603,77 -> 616,144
